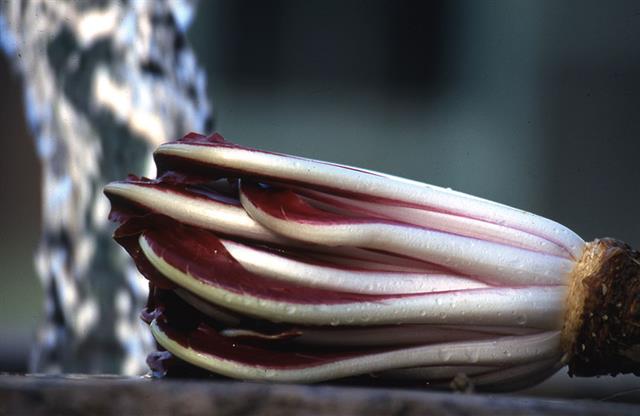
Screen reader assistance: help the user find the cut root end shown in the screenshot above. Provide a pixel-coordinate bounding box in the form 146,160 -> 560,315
562,238 -> 640,376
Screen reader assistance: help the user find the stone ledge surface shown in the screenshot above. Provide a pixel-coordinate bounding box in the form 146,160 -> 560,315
0,374 -> 638,416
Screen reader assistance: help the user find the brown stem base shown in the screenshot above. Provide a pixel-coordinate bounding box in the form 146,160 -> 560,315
562,238 -> 640,377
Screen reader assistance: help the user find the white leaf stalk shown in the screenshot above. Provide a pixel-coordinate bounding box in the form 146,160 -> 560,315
105,133 -> 640,390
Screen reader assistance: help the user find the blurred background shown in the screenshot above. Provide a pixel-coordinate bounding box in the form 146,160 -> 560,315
1,0 -> 639,401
